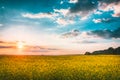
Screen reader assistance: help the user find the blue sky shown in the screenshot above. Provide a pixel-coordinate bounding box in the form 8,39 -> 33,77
0,0 -> 120,54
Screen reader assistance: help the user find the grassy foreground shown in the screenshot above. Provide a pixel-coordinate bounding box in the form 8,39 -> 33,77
0,55 -> 120,80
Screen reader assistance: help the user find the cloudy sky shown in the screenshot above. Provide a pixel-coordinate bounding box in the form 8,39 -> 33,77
0,0 -> 120,54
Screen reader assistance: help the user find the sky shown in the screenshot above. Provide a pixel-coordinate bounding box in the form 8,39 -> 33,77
0,0 -> 120,55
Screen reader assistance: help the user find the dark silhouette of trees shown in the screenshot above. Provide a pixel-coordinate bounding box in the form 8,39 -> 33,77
85,47 -> 120,55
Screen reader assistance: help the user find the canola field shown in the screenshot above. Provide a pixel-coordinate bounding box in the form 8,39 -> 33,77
0,55 -> 120,80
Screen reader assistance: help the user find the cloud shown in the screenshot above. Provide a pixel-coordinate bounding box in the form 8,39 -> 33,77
92,18 -> 111,23
61,29 -> 80,38
22,9 -> 69,20
87,27 -> 120,38
68,0 -> 120,18
0,24 -> 3,27
69,0 -> 78,4
98,0 -> 120,17
0,46 -> 14,49
98,2 -> 114,11
22,9 -> 74,26
0,41 -> 4,43
69,0 -> 98,17
98,0 -> 120,4
112,2 -> 120,17
80,16 -> 88,20
93,19 -> 102,23
56,18 -> 74,26
53,9 -> 75,26
22,12 -> 58,19
61,27 -> 120,39
60,1 -> 64,4
24,46 -> 59,53
94,11 -> 103,15
54,9 -> 69,17
56,18 -> 68,26
74,40 -> 96,44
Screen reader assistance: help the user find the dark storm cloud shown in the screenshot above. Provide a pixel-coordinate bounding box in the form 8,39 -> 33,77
98,0 -> 120,4
87,27 -> 120,38
70,0 -> 98,14
69,0 -> 120,16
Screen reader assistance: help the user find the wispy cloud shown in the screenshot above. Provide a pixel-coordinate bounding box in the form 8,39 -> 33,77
22,8 -> 75,26
56,18 -> 74,26
54,9 -> 69,17
0,24 -> 3,27
0,46 -> 14,49
92,18 -> 111,23
22,13 -> 58,19
0,41 -> 4,43
61,29 -> 80,38
24,46 -> 59,53
73,40 -> 96,44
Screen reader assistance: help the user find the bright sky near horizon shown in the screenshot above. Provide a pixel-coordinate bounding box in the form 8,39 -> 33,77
0,0 -> 120,54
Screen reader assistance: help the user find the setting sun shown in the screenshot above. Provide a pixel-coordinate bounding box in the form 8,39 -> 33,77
17,41 -> 25,49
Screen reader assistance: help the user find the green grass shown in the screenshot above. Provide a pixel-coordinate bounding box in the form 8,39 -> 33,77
0,55 -> 120,80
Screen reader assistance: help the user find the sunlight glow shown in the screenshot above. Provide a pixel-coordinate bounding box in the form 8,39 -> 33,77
17,41 -> 25,49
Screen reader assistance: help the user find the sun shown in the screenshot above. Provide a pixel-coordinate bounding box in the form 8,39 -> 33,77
17,41 -> 25,49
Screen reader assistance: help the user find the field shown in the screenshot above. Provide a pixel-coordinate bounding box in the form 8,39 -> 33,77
0,55 -> 120,80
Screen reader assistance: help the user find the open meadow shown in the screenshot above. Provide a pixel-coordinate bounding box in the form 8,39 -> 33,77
0,55 -> 120,80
